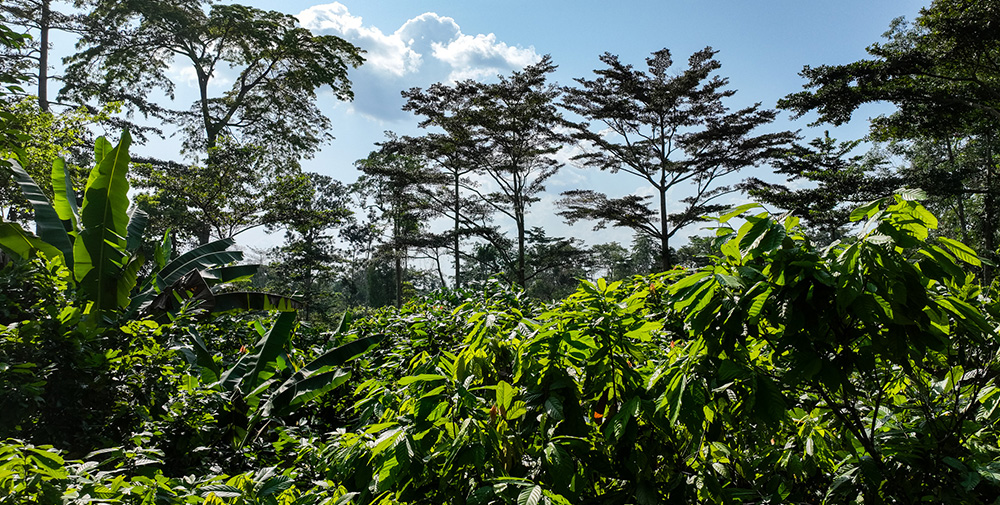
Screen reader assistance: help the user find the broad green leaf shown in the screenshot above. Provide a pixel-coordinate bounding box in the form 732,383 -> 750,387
752,374 -> 786,426
496,380 -> 515,410
118,252 -> 144,308
661,371 -> 686,424
718,202 -> 761,223
26,447 -> 65,470
605,396 -> 640,441
0,222 -> 63,261
93,136 -> 113,165
399,374 -> 448,386
849,200 -> 881,222
544,397 -> 564,421
186,329 -> 221,380
263,334 -> 383,416
201,264 -> 260,285
159,250 -> 244,289
938,236 -> 981,266
199,485 -> 244,498
74,132 -> 133,315
9,157 -> 74,265
256,475 -> 293,497
219,311 -> 297,392
332,310 -> 352,334
669,270 -> 711,293
211,292 -> 302,312
156,237 -> 236,290
747,286 -> 771,320
897,187 -> 928,201
50,157 -> 79,232
155,229 -> 171,270
740,217 -> 785,257
517,485 -> 542,505
125,207 -> 148,252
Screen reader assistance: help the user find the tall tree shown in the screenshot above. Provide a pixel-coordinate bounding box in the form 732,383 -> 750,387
401,81 -> 493,289
461,226 -> 591,300
356,147 -> 441,308
778,1 -> 1000,273
131,140 -> 307,246
1,0 -> 83,112
265,172 -> 353,321
740,133 -> 902,242
559,48 -> 794,271
0,99 -> 108,222
65,1 -> 362,155
467,55 -> 571,286
61,0 -> 364,244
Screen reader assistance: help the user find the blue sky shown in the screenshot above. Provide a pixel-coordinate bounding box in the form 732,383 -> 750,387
163,1 -> 929,250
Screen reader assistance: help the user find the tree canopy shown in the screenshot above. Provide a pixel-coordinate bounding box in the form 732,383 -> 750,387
778,0 -> 1000,278
559,48 -> 794,271
64,0 -> 363,156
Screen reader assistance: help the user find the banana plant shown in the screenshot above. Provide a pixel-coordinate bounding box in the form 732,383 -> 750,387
180,311 -> 384,446
1,133 -> 299,322
2,132 -> 146,322
129,234 -> 300,319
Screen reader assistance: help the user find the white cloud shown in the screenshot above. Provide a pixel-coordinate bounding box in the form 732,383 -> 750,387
296,3 -> 542,121
433,33 -> 539,82
298,3 -> 420,77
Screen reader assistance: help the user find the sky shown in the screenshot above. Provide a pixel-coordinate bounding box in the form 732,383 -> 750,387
131,1 -> 929,252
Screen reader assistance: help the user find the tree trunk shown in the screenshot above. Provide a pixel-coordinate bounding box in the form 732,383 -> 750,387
453,171 -> 461,288
984,137 -> 997,284
394,248 -> 403,308
516,208 -> 526,288
196,221 -> 211,245
659,186 -> 671,271
37,0 -> 50,112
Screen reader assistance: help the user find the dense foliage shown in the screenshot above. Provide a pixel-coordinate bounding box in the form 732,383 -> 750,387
7,1 -> 1000,503
5,189 -> 1000,504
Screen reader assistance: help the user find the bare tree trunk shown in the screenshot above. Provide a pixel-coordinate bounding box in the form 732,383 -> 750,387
984,136 -> 997,284
37,0 -> 50,111
453,171 -> 461,288
394,249 -> 402,308
516,208 -> 526,287
659,186 -> 670,271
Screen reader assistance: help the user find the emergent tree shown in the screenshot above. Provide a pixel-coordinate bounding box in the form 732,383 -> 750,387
62,0 -> 364,244
401,81 -> 493,289
559,48 -> 794,271
778,0 -> 1000,275
468,55 -> 571,286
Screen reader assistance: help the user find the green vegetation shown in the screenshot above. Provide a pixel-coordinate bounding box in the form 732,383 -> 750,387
6,0 -> 1000,503
4,186 -> 1000,503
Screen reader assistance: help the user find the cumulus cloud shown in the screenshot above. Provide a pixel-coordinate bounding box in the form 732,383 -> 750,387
298,3 -> 420,77
433,33 -> 540,82
296,3 -> 541,121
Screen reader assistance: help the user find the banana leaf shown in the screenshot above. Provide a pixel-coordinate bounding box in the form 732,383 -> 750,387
156,237 -> 236,290
211,292 -> 303,313
9,158 -> 74,265
219,311 -> 297,393
126,208 -> 148,252
158,250 -> 243,288
201,264 -> 260,285
50,157 -> 79,232
176,329 -> 221,383
262,333 -> 384,417
0,222 -> 63,262
154,230 -> 171,271
144,269 -> 215,315
74,132 -> 133,314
